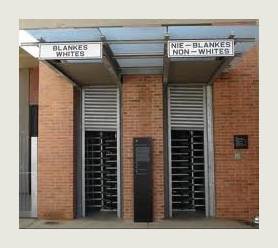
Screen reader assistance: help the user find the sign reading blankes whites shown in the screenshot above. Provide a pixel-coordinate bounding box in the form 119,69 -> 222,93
39,42 -> 102,60
168,40 -> 234,57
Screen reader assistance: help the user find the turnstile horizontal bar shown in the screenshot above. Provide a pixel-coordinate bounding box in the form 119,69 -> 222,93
172,209 -> 197,212
172,184 -> 204,188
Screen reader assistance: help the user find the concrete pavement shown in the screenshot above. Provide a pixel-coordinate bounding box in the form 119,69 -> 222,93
19,217 -> 257,229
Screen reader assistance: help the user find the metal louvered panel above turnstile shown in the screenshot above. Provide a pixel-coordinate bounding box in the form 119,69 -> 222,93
169,85 -> 205,130
84,86 -> 118,131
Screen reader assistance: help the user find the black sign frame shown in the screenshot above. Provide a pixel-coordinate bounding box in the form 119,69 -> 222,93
133,137 -> 153,222
234,135 -> 248,149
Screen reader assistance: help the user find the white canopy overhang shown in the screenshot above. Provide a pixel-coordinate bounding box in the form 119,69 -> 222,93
19,24 -> 258,86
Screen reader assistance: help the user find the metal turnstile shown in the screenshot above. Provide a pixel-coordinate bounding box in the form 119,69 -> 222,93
171,130 -> 205,212
85,131 -> 117,213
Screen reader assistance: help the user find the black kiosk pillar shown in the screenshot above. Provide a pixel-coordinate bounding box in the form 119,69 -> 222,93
133,137 -> 153,222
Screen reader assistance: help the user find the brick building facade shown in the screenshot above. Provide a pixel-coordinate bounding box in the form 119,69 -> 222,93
19,22 -> 259,223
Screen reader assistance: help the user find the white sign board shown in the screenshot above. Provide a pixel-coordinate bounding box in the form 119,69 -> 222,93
168,40 -> 234,57
39,42 -> 102,60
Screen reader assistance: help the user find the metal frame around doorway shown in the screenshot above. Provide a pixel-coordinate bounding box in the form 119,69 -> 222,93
81,86 -> 121,218
167,84 -> 215,217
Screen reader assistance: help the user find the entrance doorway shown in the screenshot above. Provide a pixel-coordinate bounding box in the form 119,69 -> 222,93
167,84 -> 215,217
82,86 -> 120,218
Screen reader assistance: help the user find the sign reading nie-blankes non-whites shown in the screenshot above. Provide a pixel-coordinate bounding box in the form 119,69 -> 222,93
39,42 -> 102,60
168,40 -> 234,57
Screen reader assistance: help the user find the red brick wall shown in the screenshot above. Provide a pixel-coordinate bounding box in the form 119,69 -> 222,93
38,62 -> 75,219
213,45 -> 259,221
122,75 -> 165,221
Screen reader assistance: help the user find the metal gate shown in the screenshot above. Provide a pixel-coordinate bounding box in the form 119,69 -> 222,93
82,85 -> 120,217
168,84 -> 206,216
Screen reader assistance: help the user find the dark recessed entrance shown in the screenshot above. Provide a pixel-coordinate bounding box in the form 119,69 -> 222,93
82,86 -> 119,218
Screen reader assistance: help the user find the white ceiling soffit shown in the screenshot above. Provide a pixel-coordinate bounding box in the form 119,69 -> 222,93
19,30 -> 39,68
19,19 -> 258,29
19,30 -> 39,58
